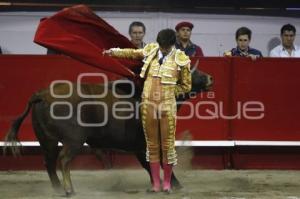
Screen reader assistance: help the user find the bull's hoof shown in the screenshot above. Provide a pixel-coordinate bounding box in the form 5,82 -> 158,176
146,187 -> 160,193
172,182 -> 183,190
163,188 -> 173,194
53,186 -> 64,195
65,190 -> 75,197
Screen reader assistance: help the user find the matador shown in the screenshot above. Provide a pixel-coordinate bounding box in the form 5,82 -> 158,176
103,29 -> 191,193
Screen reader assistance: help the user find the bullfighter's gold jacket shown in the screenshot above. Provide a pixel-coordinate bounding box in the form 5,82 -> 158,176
110,42 -> 192,98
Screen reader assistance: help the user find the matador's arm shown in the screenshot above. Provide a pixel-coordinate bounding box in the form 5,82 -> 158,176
175,63 -> 192,97
110,48 -> 144,59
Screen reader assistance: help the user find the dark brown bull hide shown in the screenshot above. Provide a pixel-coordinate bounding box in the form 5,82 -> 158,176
5,70 -> 212,196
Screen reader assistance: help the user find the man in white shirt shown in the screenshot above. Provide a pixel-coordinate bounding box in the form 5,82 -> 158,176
270,24 -> 300,57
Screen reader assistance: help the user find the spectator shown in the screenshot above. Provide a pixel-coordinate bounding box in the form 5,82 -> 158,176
175,21 -> 204,57
270,24 -> 300,57
224,27 -> 262,60
129,21 -> 146,49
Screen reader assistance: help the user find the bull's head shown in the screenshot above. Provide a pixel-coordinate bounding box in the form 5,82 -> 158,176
190,58 -> 213,93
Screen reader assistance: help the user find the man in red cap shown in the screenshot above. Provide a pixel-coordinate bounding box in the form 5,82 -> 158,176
175,21 -> 204,57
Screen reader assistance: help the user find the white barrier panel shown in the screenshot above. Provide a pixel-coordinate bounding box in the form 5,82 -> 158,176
2,141 -> 300,147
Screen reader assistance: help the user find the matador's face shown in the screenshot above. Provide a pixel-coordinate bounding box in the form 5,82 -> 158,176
159,45 -> 174,56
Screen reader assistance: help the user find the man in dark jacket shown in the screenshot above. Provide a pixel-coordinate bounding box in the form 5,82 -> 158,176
175,21 -> 204,57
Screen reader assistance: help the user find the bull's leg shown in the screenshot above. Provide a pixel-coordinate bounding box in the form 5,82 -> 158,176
159,160 -> 182,190
38,139 -> 62,191
170,172 -> 183,190
32,119 -> 62,192
135,152 -> 152,183
43,140 -> 62,192
93,149 -> 113,169
58,144 -> 82,197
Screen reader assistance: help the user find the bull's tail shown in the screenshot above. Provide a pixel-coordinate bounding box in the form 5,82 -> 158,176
3,94 -> 41,156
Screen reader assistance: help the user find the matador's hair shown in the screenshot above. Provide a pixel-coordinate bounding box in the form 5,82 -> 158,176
156,29 -> 176,48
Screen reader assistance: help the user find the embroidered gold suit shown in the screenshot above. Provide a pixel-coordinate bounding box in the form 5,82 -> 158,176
111,42 -> 191,165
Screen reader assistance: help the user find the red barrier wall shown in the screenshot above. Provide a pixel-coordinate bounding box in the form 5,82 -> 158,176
1,55 -> 300,170
0,55 -> 120,141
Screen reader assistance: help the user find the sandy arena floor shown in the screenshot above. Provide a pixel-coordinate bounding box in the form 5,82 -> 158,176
1,169 -> 300,199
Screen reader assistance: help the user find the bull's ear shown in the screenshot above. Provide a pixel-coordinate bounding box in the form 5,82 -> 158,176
205,74 -> 213,91
186,63 -> 191,72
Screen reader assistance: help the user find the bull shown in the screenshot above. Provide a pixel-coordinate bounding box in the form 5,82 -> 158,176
4,63 -> 212,196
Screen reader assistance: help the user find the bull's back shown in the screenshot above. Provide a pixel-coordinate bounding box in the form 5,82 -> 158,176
32,83 -> 145,151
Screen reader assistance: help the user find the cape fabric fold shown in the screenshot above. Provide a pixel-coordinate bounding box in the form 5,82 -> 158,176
34,4 -> 142,78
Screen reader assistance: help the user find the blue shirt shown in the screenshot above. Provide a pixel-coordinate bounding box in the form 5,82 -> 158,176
230,47 -> 263,57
